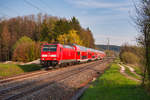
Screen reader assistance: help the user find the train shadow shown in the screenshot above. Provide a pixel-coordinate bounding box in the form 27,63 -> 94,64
18,64 -> 42,72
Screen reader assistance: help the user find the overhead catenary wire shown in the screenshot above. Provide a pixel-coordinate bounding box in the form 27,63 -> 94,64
39,0 -> 55,15
24,0 -> 45,13
0,4 -> 20,17
0,12 -> 10,18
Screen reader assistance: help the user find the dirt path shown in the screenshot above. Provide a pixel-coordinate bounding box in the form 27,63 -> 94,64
125,65 -> 142,78
118,64 -> 141,82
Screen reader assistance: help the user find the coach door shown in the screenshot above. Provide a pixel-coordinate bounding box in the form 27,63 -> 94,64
59,48 -> 62,61
77,51 -> 80,60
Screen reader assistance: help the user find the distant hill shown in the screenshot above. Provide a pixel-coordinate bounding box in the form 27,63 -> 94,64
96,44 -> 120,52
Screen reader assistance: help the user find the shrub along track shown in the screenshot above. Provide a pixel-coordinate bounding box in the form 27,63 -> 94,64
0,58 -> 113,100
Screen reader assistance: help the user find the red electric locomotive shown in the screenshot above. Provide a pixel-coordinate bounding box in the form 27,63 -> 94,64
40,43 -> 76,68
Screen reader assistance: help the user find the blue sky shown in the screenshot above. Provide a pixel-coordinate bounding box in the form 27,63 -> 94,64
0,0 -> 139,46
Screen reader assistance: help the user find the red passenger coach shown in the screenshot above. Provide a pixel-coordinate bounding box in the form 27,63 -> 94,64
72,44 -> 81,62
87,49 -> 92,61
99,51 -> 106,59
72,44 -> 88,63
61,45 -> 76,63
40,43 -> 76,68
90,49 -> 97,60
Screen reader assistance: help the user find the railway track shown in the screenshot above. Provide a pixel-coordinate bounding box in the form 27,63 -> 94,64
0,70 -> 49,84
0,61 -> 99,86
0,58 -> 112,100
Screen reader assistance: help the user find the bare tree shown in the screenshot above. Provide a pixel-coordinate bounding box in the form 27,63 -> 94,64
1,24 -> 11,61
135,0 -> 150,85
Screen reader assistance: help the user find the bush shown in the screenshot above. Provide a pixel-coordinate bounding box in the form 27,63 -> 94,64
121,52 -> 140,64
12,36 -> 40,62
13,36 -> 33,50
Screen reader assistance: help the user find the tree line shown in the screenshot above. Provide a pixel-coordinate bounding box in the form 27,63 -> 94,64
0,13 -> 95,62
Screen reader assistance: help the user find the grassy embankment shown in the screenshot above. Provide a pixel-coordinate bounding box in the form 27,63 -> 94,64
80,59 -> 150,100
129,65 -> 143,76
0,63 -> 42,77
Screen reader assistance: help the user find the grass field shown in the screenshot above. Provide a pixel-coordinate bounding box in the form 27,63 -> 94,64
0,63 -> 42,77
130,65 -> 144,76
80,62 -> 150,100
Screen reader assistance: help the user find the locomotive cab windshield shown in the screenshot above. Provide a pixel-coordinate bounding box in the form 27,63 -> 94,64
42,45 -> 57,52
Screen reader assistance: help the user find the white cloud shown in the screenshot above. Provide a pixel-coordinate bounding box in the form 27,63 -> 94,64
64,0 -> 138,46
66,0 -> 131,10
94,34 -> 137,46
78,13 -> 129,29
77,13 -> 138,46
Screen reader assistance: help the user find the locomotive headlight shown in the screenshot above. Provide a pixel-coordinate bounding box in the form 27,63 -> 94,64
42,54 -> 48,57
50,55 -> 56,57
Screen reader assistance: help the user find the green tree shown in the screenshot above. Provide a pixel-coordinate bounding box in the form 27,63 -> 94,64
53,19 -> 71,40
40,22 -> 51,42
70,16 -> 81,32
